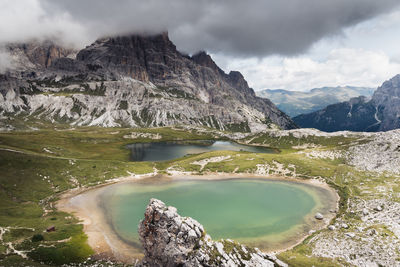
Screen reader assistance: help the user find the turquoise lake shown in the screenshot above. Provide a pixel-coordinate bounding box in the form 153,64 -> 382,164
126,141 -> 274,161
100,179 -> 325,250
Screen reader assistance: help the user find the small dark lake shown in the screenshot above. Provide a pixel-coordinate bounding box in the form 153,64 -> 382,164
126,140 -> 274,161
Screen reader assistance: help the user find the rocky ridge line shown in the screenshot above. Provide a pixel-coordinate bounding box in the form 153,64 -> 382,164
256,86 -> 374,117
293,74 -> 400,132
0,33 -> 296,132
5,40 -> 77,70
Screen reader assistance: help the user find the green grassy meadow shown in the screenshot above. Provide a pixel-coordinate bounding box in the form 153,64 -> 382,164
0,126 -> 395,266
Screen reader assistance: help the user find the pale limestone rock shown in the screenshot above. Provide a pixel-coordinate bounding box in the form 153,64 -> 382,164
0,34 -> 296,132
315,213 -> 324,220
138,198 -> 286,267
375,205 -> 383,211
362,208 -> 369,216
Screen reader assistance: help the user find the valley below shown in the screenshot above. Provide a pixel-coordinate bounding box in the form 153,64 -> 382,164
1,32 -> 399,266
0,125 -> 399,266
1,3 -> 400,266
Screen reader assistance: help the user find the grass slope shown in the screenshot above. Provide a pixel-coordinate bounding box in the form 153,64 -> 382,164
0,126 -> 397,266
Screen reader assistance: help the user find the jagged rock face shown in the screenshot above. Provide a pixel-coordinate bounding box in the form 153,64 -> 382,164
77,33 -> 176,82
0,33 -> 296,132
1,78 -> 276,130
138,198 -> 287,267
191,51 -> 225,76
6,41 -> 76,69
293,74 -> 400,132
372,74 -> 400,131
74,33 -> 295,130
293,96 -> 377,132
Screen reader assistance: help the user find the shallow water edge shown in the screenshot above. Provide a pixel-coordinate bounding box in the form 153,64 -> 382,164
56,174 -> 339,263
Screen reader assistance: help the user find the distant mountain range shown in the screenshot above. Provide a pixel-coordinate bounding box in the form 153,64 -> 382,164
0,33 -> 296,132
256,86 -> 375,117
293,74 -> 400,132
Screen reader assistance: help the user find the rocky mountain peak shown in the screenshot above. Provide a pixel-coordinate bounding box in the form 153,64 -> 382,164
373,74 -> 400,105
191,51 -> 224,74
0,32 -> 296,131
76,32 -> 177,82
6,40 -> 76,70
227,71 -> 253,96
257,86 -> 375,117
138,198 -> 287,267
293,74 -> 400,132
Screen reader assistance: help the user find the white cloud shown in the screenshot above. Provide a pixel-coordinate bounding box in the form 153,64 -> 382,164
211,8 -> 400,92
213,48 -> 400,91
0,0 -> 399,91
1,0 -> 399,55
0,0 -> 90,48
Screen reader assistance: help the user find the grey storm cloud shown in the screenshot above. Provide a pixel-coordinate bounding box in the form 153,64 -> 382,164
2,0 -> 400,57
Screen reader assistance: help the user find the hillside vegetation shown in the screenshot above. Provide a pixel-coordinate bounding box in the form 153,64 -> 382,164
0,126 -> 399,266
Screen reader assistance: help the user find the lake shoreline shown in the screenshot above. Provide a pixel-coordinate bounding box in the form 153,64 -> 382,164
56,173 -> 339,264
126,140 -> 276,161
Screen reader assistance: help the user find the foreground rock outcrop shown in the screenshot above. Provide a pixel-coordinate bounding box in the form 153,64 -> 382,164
138,199 -> 287,267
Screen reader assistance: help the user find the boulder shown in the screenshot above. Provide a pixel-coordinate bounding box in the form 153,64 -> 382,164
345,232 -> 356,238
362,208 -> 369,216
138,198 -> 287,267
375,205 -> 383,211
315,213 -> 324,220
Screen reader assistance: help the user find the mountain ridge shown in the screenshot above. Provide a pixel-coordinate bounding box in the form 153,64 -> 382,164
256,86 -> 375,117
293,75 -> 400,132
0,33 -> 296,132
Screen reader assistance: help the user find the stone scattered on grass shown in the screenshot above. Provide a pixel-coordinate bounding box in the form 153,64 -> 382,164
374,205 -> 383,211
345,232 -> 356,238
315,213 -> 324,220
